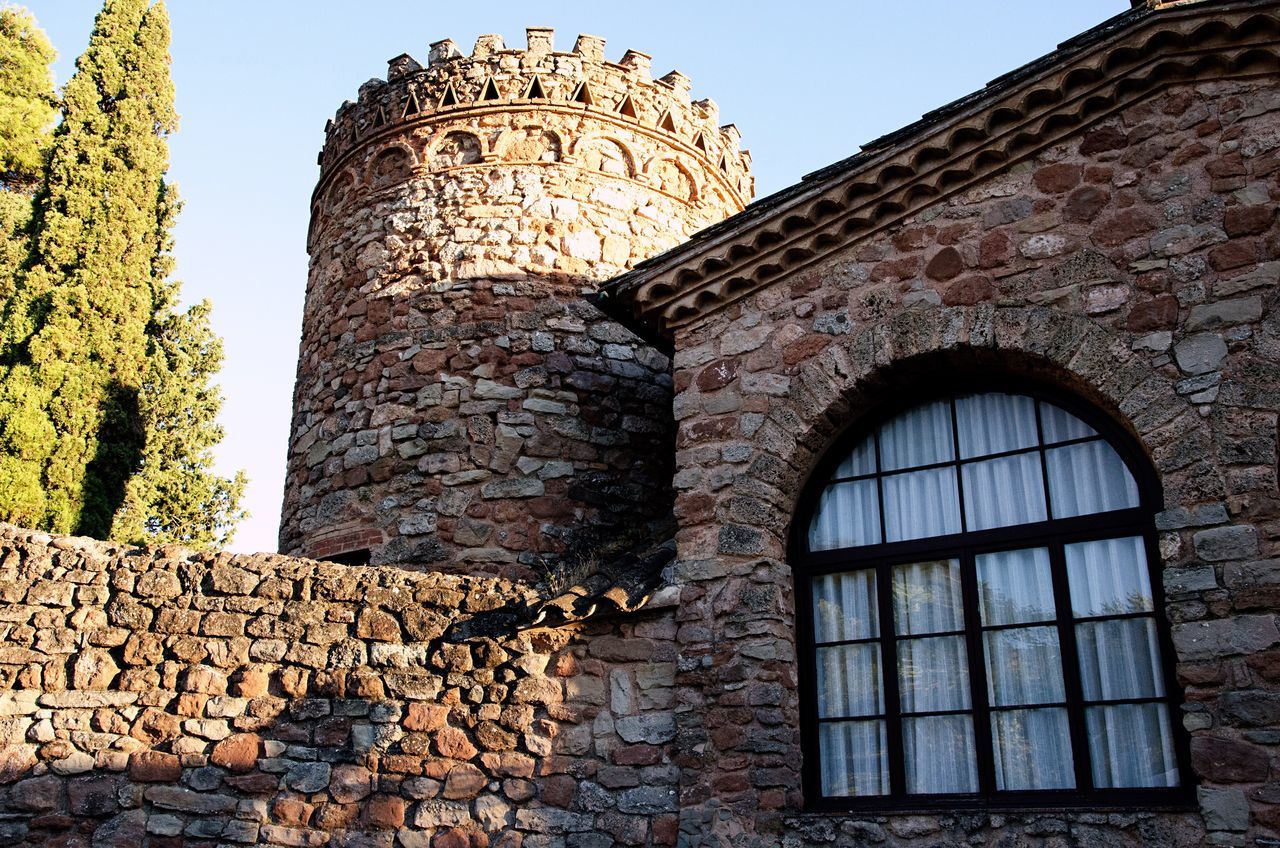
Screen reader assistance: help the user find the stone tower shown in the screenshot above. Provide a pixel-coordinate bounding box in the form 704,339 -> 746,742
281,28 -> 753,574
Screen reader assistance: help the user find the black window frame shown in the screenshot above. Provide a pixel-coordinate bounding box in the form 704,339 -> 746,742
790,379 -> 1194,813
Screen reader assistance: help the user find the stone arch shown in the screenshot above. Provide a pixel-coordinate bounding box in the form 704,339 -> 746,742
571,134 -> 635,178
645,156 -> 699,202
496,126 -> 563,163
325,171 -> 356,210
429,130 -> 483,169
748,305 -> 1213,540
367,145 -> 415,189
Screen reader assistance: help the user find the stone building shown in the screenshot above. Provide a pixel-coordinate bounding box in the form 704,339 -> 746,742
0,0 -> 1277,846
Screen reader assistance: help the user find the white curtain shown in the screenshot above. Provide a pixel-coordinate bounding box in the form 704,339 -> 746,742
1065,536 -> 1153,616
903,714 -> 978,794
1040,402 -> 1097,443
883,468 -> 961,542
816,644 -> 881,718
984,627 -> 1064,706
1046,441 -> 1139,518
1076,618 -> 1164,701
992,708 -> 1075,790
956,393 -> 1038,458
976,547 -> 1055,625
879,400 -> 953,470
812,570 -> 878,643
834,437 -> 876,479
962,452 -> 1047,531
893,560 -> 964,634
1087,703 -> 1179,788
820,721 -> 888,796
810,480 -> 880,550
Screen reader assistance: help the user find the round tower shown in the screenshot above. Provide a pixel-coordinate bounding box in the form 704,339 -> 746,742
281,28 -> 753,574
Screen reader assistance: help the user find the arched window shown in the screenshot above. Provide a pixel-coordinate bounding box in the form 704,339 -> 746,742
793,389 -> 1188,810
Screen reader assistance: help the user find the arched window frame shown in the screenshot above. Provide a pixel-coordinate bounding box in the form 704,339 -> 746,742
790,379 -> 1194,812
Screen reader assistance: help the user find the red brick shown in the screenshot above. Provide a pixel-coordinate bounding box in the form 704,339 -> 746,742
924,246 -> 964,281
695,359 -> 738,391
1079,125 -> 1127,155
1064,185 -> 1110,222
127,751 -> 181,783
1093,208 -> 1156,246
978,230 -> 1011,269
1225,204 -> 1275,237
1127,295 -> 1178,332
364,795 -> 405,829
1209,239 -> 1260,271
436,726 -> 478,761
210,733 -> 260,773
942,276 -> 994,307
1033,162 -> 1082,194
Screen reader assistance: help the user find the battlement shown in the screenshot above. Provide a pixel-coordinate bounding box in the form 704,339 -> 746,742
316,26 -> 754,207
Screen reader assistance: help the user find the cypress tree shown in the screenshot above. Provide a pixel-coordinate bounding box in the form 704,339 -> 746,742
0,5 -> 56,300
0,0 -> 245,545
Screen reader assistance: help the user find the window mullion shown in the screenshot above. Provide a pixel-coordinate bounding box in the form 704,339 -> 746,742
960,549 -> 996,795
877,561 -> 905,796
1049,540 -> 1094,792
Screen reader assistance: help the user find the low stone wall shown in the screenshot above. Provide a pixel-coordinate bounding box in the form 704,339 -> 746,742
0,526 -> 680,847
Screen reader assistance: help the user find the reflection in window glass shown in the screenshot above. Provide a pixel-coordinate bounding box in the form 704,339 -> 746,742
904,714 -> 979,794
812,571 -> 878,643
820,721 -> 888,796
977,548 -> 1055,626
1065,536 -> 1153,617
992,708 -> 1075,790
1087,703 -> 1179,788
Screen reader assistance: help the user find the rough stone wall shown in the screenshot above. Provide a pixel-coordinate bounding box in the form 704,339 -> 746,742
0,526 -> 684,847
664,77 -> 1279,844
281,29 -> 752,574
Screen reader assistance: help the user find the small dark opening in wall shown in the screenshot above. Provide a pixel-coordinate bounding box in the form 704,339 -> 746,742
327,549 -> 371,566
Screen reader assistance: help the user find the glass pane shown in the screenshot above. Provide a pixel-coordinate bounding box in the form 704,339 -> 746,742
1066,536 -> 1153,617
893,560 -> 964,635
883,467 -> 961,542
992,708 -> 1075,790
984,627 -> 1065,706
819,720 -> 888,796
879,400 -> 954,471
809,480 -> 881,551
961,452 -> 1047,531
1040,402 -> 1097,444
956,393 -> 1038,459
1087,703 -> 1179,788
816,644 -> 882,718
833,436 -> 877,479
812,571 -> 878,643
903,715 -> 978,794
977,547 -> 1055,626
898,636 -> 971,713
1076,618 -> 1165,701
1046,441 -> 1139,518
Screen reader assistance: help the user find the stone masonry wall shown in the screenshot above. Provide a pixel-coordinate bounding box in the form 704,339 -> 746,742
0,525 -> 683,848
281,29 -> 752,575
663,77 -> 1280,844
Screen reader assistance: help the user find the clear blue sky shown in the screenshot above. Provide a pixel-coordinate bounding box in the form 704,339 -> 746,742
25,0 -> 1128,553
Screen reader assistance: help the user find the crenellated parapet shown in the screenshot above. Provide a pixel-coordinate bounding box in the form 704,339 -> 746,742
314,27 -> 753,214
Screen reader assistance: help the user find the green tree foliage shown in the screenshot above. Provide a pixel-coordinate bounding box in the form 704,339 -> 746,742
0,4 -> 56,188
0,0 -> 246,546
0,5 -> 56,303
